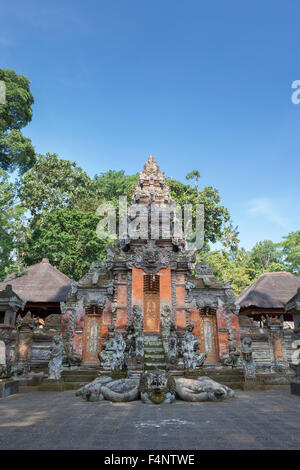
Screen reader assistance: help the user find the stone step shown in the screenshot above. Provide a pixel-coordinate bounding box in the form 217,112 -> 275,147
64,382 -> 86,391
145,357 -> 166,364
199,369 -> 244,376
62,375 -> 97,383
144,362 -> 166,368
144,337 -> 162,344
144,347 -> 164,353
144,354 -> 165,359
62,370 -> 98,376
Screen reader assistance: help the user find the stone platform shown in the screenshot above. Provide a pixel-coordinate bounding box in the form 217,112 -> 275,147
0,380 -> 19,398
291,382 -> 300,396
0,387 -> 300,449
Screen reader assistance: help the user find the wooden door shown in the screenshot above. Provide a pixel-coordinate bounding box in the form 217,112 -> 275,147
83,314 -> 102,363
199,315 -> 219,362
143,274 -> 160,333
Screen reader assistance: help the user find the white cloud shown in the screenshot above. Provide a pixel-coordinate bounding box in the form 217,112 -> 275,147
246,197 -> 287,227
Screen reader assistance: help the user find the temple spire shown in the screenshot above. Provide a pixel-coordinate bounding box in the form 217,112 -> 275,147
132,155 -> 173,205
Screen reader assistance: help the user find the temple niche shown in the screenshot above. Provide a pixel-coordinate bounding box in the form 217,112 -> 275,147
62,155 -> 241,378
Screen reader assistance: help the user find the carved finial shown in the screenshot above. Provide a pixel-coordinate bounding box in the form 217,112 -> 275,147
132,155 -> 173,205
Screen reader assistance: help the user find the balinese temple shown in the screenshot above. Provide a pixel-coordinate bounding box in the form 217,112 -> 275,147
0,156 -> 299,388
61,155 -> 240,366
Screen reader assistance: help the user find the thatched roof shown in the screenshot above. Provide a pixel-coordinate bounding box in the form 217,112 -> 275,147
0,258 -> 71,303
236,272 -> 300,310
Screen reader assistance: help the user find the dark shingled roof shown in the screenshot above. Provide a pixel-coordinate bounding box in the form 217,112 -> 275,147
0,258 -> 71,303
236,272 -> 300,310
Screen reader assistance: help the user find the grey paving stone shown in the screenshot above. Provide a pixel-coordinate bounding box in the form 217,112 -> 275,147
0,387 -> 300,449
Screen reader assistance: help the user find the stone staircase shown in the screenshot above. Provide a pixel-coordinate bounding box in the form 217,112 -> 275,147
196,367 -> 244,390
144,334 -> 167,370
61,366 -> 99,391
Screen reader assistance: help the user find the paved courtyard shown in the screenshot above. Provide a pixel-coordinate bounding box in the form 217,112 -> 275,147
0,386 -> 300,450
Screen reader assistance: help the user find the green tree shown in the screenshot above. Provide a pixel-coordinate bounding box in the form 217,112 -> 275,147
167,178 -> 230,245
221,222 -> 240,257
248,240 -> 286,274
0,168 -> 27,279
19,153 -> 95,216
0,69 -> 35,174
281,231 -> 300,275
202,249 -> 252,295
24,208 -> 108,280
186,170 -> 200,185
93,170 -> 139,206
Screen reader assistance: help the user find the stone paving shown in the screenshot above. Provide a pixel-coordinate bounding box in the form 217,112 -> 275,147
0,386 -> 300,450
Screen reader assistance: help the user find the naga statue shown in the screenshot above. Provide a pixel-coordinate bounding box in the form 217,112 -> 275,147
175,376 -> 235,402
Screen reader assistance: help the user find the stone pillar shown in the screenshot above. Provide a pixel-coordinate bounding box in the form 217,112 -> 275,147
216,299 -> 229,360
13,312 -> 34,376
114,272 -> 128,332
266,315 -> 289,374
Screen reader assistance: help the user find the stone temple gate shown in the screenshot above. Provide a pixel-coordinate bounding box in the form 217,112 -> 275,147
60,155 -> 240,372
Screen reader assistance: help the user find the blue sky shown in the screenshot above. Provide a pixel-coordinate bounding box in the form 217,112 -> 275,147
1,0 -> 299,250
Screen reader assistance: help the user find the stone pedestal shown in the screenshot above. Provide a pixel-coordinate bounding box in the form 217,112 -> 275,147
38,379 -> 65,392
290,382 -> 300,396
0,380 -> 19,398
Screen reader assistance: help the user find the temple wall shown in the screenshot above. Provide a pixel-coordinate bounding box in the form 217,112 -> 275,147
239,322 -> 296,371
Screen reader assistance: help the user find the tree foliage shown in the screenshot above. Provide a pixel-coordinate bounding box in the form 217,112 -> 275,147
24,209 -> 108,280
0,69 -> 35,174
19,153 -> 95,216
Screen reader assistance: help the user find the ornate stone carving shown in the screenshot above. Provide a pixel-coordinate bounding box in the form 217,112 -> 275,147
140,369 -> 176,404
63,331 -> 82,367
167,323 -> 178,365
175,377 -> 235,402
132,305 -> 143,334
98,330 -> 126,372
220,334 -> 241,368
76,376 -> 139,402
160,305 -> 171,353
12,312 -> 35,377
132,154 -> 173,204
75,376 -> 113,401
126,240 -> 172,274
78,260 -> 108,287
101,378 -> 140,402
181,323 -> 206,369
241,336 -> 256,379
48,335 -> 64,380
195,261 -> 213,277
135,335 -> 144,363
